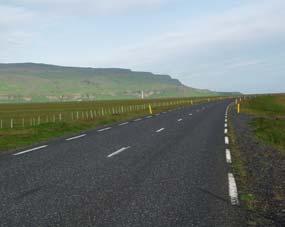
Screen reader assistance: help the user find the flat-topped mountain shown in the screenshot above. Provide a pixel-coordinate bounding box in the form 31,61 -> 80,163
0,63 -> 239,102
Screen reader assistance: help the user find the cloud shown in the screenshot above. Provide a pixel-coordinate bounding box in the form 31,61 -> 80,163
7,0 -> 167,15
98,0 -> 285,68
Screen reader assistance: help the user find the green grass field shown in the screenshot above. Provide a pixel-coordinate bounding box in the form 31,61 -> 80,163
241,94 -> 285,153
0,97 -> 222,152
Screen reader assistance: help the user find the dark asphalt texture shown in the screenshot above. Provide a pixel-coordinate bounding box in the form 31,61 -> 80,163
0,100 -> 244,226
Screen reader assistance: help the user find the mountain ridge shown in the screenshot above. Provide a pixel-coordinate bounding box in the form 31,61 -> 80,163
0,63 -> 240,103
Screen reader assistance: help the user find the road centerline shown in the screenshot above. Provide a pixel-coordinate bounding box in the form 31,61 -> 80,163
156,128 -> 165,133
107,146 -> 131,158
13,145 -> 48,156
98,127 -> 112,132
66,134 -> 86,141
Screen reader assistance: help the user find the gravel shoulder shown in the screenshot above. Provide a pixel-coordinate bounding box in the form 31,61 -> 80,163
229,107 -> 285,226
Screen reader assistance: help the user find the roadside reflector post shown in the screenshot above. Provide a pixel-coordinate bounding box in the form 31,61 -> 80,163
148,104 -> 153,114
237,103 -> 240,114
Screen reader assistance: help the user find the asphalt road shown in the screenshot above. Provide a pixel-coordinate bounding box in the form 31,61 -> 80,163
0,100 -> 244,226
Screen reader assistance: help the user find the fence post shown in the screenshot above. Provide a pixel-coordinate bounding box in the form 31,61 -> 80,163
237,103 -> 240,114
11,119 -> 13,129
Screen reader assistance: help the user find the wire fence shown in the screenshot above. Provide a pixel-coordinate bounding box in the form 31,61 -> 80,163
0,98 -> 221,129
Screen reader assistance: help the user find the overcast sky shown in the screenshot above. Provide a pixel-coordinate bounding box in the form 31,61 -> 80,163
1,0 -> 284,94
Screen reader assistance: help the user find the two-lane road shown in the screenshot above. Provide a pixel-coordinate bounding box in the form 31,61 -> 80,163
0,101 -> 244,226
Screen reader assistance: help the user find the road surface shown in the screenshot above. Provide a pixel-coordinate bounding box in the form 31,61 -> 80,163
0,100 -> 244,226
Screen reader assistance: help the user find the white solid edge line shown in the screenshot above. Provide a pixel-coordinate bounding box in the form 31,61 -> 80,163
156,128 -> 165,133
66,134 -> 86,141
13,145 -> 48,156
228,173 -> 239,205
107,146 -> 131,158
177,118 -> 183,122
226,149 -> 232,163
119,122 -> 129,126
98,127 -> 111,132
225,136 -> 229,144
224,128 -> 228,134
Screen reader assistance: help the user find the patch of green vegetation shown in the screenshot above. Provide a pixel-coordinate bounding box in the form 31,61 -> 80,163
240,193 -> 256,210
241,94 -> 285,154
250,118 -> 285,154
242,95 -> 285,116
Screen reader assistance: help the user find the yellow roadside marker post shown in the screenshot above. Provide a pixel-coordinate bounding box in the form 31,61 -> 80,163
237,103 -> 240,114
148,104 -> 153,115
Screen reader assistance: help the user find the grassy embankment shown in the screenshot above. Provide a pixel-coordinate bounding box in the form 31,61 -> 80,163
0,97 -> 221,152
242,95 -> 285,154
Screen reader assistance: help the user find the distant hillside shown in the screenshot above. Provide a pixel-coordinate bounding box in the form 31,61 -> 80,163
0,63 -> 240,102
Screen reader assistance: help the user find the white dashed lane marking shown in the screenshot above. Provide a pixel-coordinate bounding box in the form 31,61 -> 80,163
156,128 -> 165,133
66,134 -> 86,141
226,149 -> 232,163
98,127 -> 112,132
13,145 -> 48,156
119,122 -> 129,126
228,173 -> 239,205
107,146 -> 131,158
225,136 -> 229,144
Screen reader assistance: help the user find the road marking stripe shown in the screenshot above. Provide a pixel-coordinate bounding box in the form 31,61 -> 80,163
228,173 -> 239,205
119,122 -> 129,126
134,118 -> 142,122
225,119 -> 228,123
224,128 -> 228,134
177,118 -> 183,122
107,146 -> 131,158
156,113 -> 160,116
145,116 -> 152,119
66,134 -> 86,141
226,149 -> 232,163
189,113 -> 193,116
98,127 -> 111,132
13,145 -> 48,156
225,123 -> 228,127
225,136 -> 229,144
156,128 -> 165,133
